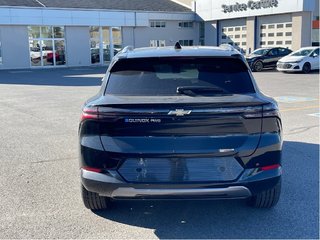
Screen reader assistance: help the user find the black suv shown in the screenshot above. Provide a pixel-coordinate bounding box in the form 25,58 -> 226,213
79,44 -> 282,210
246,47 -> 292,72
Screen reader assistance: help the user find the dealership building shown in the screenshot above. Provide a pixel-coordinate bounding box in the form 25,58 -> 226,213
195,0 -> 319,54
0,0 -> 318,69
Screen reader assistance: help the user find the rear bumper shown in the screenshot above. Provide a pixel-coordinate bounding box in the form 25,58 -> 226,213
111,186 -> 251,199
81,167 -> 282,200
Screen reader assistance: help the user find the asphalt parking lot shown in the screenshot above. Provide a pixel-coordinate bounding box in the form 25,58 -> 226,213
0,67 -> 318,239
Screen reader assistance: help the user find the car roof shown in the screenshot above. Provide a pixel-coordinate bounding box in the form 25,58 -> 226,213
116,45 -> 241,59
298,47 -> 319,51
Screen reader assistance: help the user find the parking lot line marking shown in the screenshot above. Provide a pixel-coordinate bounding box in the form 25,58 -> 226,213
308,113 -> 320,118
275,96 -> 318,103
281,105 -> 320,112
9,71 -> 33,74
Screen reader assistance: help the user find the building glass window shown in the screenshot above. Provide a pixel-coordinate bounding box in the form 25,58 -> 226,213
179,22 -> 193,28
54,40 -> 66,65
242,26 -> 247,31
28,26 -> 40,39
286,23 -> 292,28
42,40 -> 53,66
285,40 -> 292,45
150,21 -> 166,28
90,26 -> 122,64
276,41 -> 283,45
235,27 -> 241,31
199,21 -> 205,46
112,27 -> 122,57
260,33 -> 266,37
267,41 -> 274,45
277,24 -> 284,28
260,41 -> 266,45
242,34 -> 246,38
102,27 -> 111,63
277,32 -> 283,36
261,25 -> 267,29
285,32 -> 292,36
228,27 -> 233,31
54,27 -> 64,38
268,25 -> 275,29
41,26 -> 53,38
268,33 -> 275,37
150,40 -> 165,47
90,26 -> 100,64
28,25 -> 66,67
179,40 -> 193,46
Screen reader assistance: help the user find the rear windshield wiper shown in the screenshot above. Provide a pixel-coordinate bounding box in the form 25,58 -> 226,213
176,86 -> 227,96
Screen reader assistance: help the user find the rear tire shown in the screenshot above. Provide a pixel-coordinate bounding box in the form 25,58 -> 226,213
81,185 -> 109,210
302,62 -> 311,74
247,180 -> 281,208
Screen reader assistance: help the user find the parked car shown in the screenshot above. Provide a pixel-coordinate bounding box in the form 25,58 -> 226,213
79,43 -> 282,210
246,47 -> 292,72
46,51 -> 65,64
277,47 -> 320,73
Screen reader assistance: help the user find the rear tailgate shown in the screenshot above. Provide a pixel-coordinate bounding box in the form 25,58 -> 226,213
98,95 -> 263,157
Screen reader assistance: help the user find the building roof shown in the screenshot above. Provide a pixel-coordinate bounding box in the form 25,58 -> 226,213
0,0 -> 192,12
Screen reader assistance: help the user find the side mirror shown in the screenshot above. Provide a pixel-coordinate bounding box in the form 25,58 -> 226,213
313,53 -> 318,58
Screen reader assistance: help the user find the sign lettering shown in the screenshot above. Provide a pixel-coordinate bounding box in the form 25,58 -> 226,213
222,0 -> 278,13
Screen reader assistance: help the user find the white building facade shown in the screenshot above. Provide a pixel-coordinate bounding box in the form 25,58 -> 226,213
0,1 -> 197,69
195,0 -> 318,54
0,0 -> 318,69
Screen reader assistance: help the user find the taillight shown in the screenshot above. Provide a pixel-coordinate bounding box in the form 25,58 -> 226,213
82,166 -> 102,173
81,106 -> 99,121
263,103 -> 280,118
259,164 -> 281,171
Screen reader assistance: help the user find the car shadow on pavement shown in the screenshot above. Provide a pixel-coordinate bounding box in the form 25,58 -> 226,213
0,67 -> 106,86
93,140 -> 319,239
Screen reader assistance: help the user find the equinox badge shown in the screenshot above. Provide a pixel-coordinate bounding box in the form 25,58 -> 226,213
168,109 -> 192,116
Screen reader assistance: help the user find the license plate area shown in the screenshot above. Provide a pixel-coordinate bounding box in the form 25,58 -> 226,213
118,157 -> 244,183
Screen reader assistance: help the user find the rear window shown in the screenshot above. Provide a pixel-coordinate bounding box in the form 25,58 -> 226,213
106,57 -> 255,96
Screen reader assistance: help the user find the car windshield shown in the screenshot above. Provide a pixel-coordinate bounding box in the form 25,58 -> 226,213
291,49 -> 314,56
251,48 -> 270,55
106,57 -> 255,96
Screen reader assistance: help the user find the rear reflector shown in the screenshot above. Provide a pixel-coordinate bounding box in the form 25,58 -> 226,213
82,166 -> 102,173
260,164 -> 280,171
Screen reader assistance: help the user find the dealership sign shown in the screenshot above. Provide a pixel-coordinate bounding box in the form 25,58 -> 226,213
222,0 -> 278,13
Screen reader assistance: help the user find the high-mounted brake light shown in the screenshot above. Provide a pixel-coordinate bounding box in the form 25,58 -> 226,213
81,106 -> 99,121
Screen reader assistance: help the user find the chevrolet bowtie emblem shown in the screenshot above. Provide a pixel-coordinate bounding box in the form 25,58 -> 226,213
168,109 -> 192,116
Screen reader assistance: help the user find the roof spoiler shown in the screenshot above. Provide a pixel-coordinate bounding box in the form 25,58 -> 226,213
219,44 -> 236,51
121,45 -> 134,53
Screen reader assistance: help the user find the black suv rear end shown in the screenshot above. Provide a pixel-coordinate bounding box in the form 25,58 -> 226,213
79,45 -> 282,210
